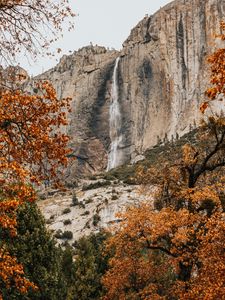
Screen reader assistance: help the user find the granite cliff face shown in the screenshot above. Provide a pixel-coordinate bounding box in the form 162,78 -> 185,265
37,0 -> 225,179
119,0 -> 225,159
38,46 -> 118,182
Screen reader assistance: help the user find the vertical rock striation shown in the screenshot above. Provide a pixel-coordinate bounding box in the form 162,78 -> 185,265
37,46 -> 118,182
119,0 -> 225,159
35,0 -> 225,178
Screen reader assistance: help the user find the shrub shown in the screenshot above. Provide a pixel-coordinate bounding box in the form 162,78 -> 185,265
55,230 -> 73,240
81,211 -> 90,216
84,221 -> 91,229
88,175 -> 97,180
71,193 -> 79,206
39,194 -> 47,200
111,195 -> 118,201
65,181 -> 78,189
46,219 -> 53,224
123,177 -> 136,185
79,202 -> 86,209
61,231 -> 73,240
93,214 -> 101,226
82,180 -> 111,191
62,208 -> 71,214
54,229 -> 63,239
63,219 -> 72,225
103,174 -> 116,181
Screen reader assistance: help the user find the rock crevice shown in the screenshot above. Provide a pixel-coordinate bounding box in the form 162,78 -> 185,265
36,0 -> 225,179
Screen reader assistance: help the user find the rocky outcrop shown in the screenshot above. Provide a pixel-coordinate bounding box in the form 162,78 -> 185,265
36,0 -> 225,179
0,65 -> 29,87
37,46 -> 118,182
38,181 -> 154,242
119,0 -> 225,159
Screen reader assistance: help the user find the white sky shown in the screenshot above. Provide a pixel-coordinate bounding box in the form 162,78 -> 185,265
20,0 -> 172,75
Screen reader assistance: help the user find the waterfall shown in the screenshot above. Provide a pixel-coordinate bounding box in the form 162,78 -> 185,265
107,57 -> 123,171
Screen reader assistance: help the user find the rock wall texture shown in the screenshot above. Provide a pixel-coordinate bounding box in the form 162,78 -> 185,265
119,0 -> 225,159
37,0 -> 225,180
37,46 -> 118,182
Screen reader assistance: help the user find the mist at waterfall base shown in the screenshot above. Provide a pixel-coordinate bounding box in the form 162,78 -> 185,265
107,57 -> 124,171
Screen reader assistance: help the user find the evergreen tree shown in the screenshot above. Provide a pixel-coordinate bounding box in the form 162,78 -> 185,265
1,202 -> 68,300
71,232 -> 110,300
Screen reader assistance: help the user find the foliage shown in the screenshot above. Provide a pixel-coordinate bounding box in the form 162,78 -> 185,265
71,193 -> 79,206
1,202 -> 69,300
0,81 -> 71,297
81,210 -> 90,216
0,48 -> 71,300
64,219 -> 72,225
0,0 -> 75,64
70,231 -> 111,300
0,0 -> 73,297
92,213 -> 101,226
0,81 -> 71,185
62,231 -> 73,240
0,185 -> 38,299
82,180 -> 111,191
54,230 -> 73,240
200,21 -> 225,112
104,129 -> 199,185
62,207 -> 71,214
102,26 -> 225,300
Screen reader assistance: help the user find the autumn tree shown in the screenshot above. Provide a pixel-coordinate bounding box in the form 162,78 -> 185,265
102,24 -> 225,300
0,1 -> 74,297
0,81 -> 71,298
0,0 -> 74,64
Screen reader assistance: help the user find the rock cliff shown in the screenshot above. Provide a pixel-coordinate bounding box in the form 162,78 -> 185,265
37,0 -> 225,180
37,46 -> 118,182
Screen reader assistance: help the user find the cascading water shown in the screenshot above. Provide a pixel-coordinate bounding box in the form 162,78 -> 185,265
107,57 -> 123,171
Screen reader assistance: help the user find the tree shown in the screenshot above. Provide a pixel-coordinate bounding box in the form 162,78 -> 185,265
102,24 -> 225,300
0,0 -> 74,64
0,184 -> 38,299
0,82 -> 71,298
70,232 -> 110,300
0,1 -> 73,298
1,202 -> 69,300
0,81 -> 71,184
201,21 -> 225,111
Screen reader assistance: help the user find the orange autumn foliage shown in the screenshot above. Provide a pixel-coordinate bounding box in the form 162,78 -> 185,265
0,1 -> 74,297
102,24 -> 225,300
0,249 -> 37,299
0,83 -> 71,297
201,21 -> 225,113
0,81 -> 71,184
103,135 -> 225,300
102,191 -> 225,299
0,186 -> 35,296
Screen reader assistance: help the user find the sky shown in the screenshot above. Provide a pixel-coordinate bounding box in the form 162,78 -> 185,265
20,0 -> 172,75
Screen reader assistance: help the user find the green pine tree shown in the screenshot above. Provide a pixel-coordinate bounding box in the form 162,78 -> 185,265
71,232 -> 110,300
1,202 -> 68,300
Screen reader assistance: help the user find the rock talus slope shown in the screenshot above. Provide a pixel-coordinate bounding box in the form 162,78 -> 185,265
37,0 -> 225,179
